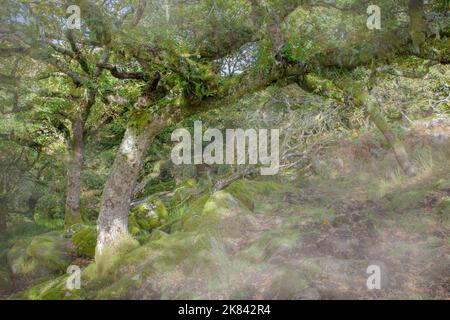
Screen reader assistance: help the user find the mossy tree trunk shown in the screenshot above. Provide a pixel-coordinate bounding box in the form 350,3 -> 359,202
363,91 -> 417,177
408,0 -> 426,52
64,115 -> 84,229
96,124 -> 151,257
96,121 -> 171,258
96,93 -> 170,259
64,89 -> 97,229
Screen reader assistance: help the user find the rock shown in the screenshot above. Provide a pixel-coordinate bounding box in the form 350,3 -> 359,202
130,198 -> 169,232
223,181 -> 255,211
19,274 -> 82,300
7,231 -> 73,278
203,191 -> 241,216
6,239 -> 30,275
179,190 -> 260,238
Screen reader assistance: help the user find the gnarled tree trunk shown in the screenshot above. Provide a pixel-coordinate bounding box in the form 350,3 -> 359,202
64,116 -> 84,228
96,125 -> 151,256
96,105 -> 169,259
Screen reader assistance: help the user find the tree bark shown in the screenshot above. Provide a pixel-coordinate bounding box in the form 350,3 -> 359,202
364,92 -> 417,177
408,0 -> 426,51
64,116 -> 84,228
96,110 -> 169,257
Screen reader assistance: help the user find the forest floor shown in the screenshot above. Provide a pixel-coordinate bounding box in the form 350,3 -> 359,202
158,144 -> 450,300
253,170 -> 450,299
179,116 -> 450,300
2,116 -> 449,300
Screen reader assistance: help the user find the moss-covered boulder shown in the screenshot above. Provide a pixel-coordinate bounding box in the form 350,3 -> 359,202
203,191 -> 242,215
130,198 -> 169,232
18,273 -> 84,300
179,191 -> 262,242
7,231 -> 73,278
173,180 -> 285,236
71,225 -> 96,257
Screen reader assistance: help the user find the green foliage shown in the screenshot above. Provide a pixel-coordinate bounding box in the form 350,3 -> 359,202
34,194 -> 64,221
71,225 -> 97,257
127,198 -> 171,243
